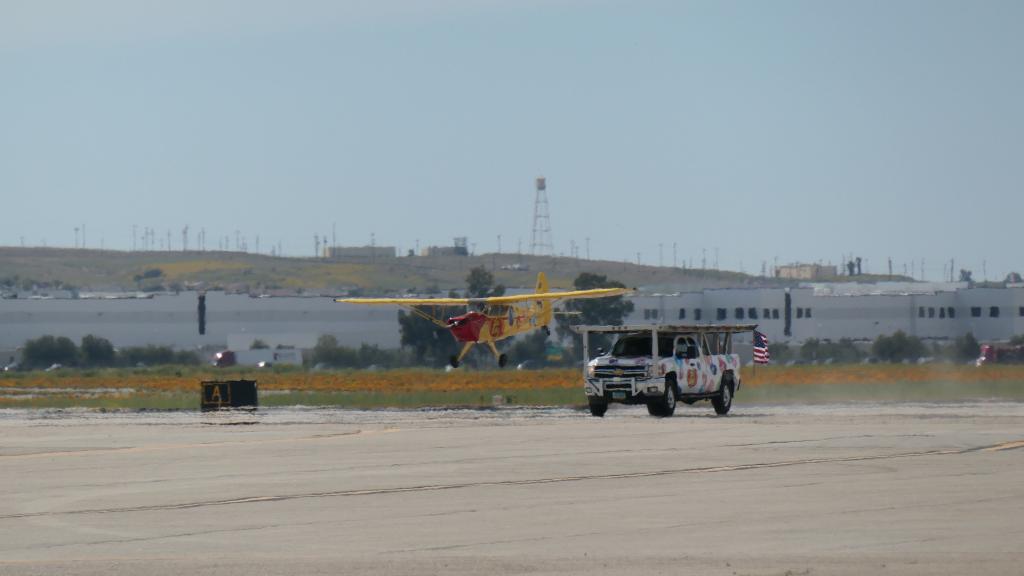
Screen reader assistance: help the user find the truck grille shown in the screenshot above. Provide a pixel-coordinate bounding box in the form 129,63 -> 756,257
593,367 -> 647,379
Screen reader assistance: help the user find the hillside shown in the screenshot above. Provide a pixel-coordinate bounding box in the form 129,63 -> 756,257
0,247 -> 789,294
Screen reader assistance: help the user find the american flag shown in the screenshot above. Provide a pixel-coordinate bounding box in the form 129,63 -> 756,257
753,330 -> 770,364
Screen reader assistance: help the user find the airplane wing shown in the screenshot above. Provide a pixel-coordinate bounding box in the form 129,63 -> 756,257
333,297 -> 470,306
480,287 -> 631,304
335,287 -> 630,307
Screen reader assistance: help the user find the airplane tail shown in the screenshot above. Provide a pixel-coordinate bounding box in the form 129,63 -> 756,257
536,273 -> 553,328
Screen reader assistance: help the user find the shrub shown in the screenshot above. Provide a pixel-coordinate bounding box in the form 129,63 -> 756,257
81,335 -> 115,367
872,331 -> 925,363
22,335 -> 79,368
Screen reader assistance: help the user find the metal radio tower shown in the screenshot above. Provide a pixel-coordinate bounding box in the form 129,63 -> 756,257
530,176 -> 553,256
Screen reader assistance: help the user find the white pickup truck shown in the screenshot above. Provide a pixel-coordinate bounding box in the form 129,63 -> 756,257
573,324 -> 756,417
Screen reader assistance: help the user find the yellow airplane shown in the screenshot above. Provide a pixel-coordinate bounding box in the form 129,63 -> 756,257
335,273 -> 630,368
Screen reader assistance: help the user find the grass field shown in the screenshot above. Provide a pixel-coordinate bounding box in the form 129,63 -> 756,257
1,364 -> 1022,410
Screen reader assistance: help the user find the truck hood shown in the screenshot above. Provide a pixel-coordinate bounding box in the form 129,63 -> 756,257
588,356 -> 650,368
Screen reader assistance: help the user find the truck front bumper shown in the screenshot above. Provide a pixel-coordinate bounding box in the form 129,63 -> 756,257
586,378 -> 665,403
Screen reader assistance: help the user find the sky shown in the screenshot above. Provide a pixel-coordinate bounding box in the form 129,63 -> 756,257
2,0 -> 1022,281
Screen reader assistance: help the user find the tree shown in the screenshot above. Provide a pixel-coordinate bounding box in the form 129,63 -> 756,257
398,310 -> 458,366
80,335 -> 115,367
22,335 -> 79,368
949,332 -> 980,362
465,266 -> 505,299
555,273 -> 634,360
250,339 -> 270,349
508,330 -> 551,366
310,335 -> 353,367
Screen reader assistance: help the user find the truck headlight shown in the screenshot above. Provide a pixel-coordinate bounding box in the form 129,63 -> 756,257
587,365 -> 596,377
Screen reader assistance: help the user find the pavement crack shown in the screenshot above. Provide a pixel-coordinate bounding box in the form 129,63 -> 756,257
1,439 -> 1018,522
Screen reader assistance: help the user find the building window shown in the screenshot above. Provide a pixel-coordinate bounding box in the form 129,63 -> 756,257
805,308 -> 812,318
796,308 -> 804,319
772,309 -> 780,319
748,308 -> 758,319
990,306 -> 1000,318
694,308 -> 702,321
734,307 -> 745,320
678,308 -> 686,320
1019,307 -> 1024,317
948,307 -> 956,318
939,307 -> 946,319
716,308 -> 727,321
643,309 -> 651,320
928,307 -> 935,318
763,308 -> 771,319
919,306 -> 925,318
971,307 -> 982,318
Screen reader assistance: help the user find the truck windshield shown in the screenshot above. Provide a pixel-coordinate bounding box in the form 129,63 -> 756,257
610,335 -> 673,357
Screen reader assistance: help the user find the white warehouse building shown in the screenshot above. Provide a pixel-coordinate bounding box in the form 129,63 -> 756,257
626,282 -> 1024,345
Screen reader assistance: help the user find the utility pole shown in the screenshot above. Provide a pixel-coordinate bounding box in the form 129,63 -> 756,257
182,226 -> 189,252
586,237 -> 590,260
673,242 -> 677,268
497,234 -> 501,254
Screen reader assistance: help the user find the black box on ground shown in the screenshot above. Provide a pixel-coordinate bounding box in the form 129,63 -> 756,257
201,380 -> 258,411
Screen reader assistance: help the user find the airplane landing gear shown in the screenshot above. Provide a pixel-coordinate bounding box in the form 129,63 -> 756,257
449,356 -> 460,368
498,354 -> 508,368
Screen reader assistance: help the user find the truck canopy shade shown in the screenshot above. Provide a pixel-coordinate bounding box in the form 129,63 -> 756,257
571,324 -> 758,334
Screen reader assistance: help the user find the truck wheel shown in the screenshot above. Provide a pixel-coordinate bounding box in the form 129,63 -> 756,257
588,397 -> 608,417
712,375 -> 734,415
647,375 -> 677,417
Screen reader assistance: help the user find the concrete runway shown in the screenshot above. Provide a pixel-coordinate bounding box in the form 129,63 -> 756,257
1,402 -> 1022,575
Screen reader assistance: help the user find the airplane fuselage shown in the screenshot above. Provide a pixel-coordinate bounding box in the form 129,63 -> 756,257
446,301 -> 549,344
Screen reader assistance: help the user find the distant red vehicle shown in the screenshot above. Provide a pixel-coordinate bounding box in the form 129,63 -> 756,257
977,344 -> 1024,366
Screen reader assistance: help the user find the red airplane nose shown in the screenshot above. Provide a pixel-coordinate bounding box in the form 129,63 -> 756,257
447,312 -> 487,342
